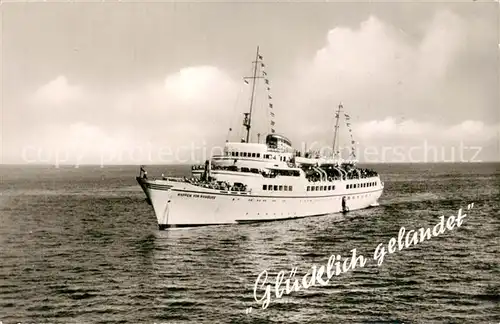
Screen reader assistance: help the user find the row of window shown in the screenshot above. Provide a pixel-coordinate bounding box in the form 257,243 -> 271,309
234,193 -> 376,203
226,151 -> 289,161
307,185 -> 335,191
228,151 -> 261,158
262,184 -> 294,191
347,182 -> 377,189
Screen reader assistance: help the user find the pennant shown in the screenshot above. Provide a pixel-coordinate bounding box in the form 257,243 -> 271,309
351,140 -> 355,144
229,128 -> 232,131
270,112 -> 275,117
271,121 -> 275,126
263,71 -> 267,76
265,79 -> 269,85
267,87 -> 270,91
244,79 -> 249,84
269,103 -> 273,108
258,55 -> 263,60
335,113 -> 339,118
261,63 -> 265,68
271,128 -> 276,133
268,95 -> 272,99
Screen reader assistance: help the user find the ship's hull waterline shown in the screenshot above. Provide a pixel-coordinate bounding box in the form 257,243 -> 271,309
137,177 -> 383,229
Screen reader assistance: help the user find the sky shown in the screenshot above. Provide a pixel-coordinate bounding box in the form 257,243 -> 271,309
1,0 -> 499,165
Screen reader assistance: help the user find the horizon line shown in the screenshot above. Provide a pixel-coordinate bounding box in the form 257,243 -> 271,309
1,161 -> 499,167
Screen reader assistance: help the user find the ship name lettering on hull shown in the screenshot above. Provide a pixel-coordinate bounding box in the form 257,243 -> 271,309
178,192 -> 216,200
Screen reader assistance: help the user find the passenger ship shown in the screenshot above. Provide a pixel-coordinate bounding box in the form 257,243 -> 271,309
137,47 -> 383,229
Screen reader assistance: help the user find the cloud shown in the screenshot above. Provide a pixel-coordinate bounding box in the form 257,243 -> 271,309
355,118 -> 498,142
279,9 -> 473,138
162,66 -> 237,105
7,66 -> 242,165
32,75 -> 83,106
3,10 -> 498,164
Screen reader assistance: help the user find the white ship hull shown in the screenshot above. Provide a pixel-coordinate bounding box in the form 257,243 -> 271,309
137,176 -> 383,229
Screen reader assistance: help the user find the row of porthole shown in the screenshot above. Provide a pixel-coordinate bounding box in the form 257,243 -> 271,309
245,212 -> 299,216
307,185 -> 335,191
232,193 -> 375,202
262,185 -> 293,191
347,182 -> 377,189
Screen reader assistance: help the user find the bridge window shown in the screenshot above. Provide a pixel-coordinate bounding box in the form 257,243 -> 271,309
279,185 -> 283,191
307,186 -> 310,191
284,186 -> 288,191
263,185 -> 267,190
274,185 -> 278,191
257,153 -> 260,158
252,153 -> 256,157
315,186 -> 319,191
346,184 -> 350,189
327,185 -> 331,190
311,186 -> 315,191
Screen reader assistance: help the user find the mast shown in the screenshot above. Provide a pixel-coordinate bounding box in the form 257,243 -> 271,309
243,46 -> 261,143
332,103 -> 343,159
